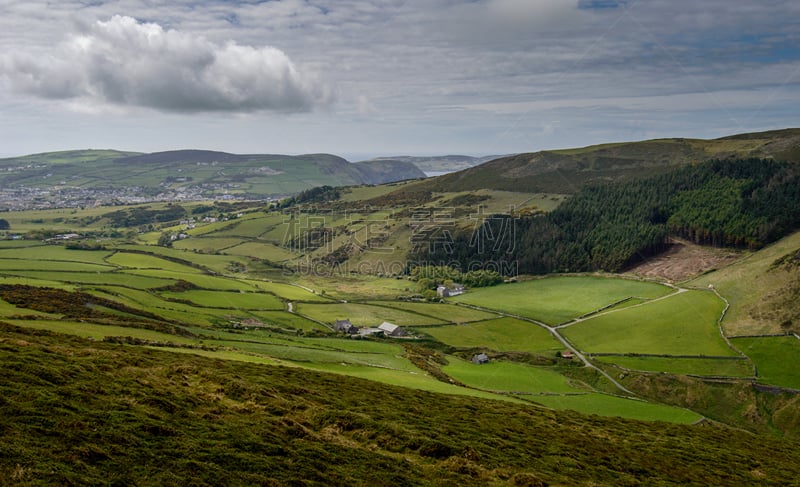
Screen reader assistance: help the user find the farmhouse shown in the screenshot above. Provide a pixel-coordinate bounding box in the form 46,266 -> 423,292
471,353 -> 490,365
378,321 -> 407,337
437,283 -> 465,298
334,319 -> 359,334
560,350 -> 575,360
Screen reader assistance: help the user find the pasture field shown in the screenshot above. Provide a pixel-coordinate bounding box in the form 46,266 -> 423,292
159,290 -> 284,310
106,252 -> 204,273
156,346 -> 281,365
562,290 -> 733,356
0,270 -> 176,289
422,317 -> 563,355
247,311 -> 329,332
732,336 -> 800,389
210,338 -> 414,371
0,244 -> 113,264
443,359 -> 587,394
0,240 -> 47,249
292,273 -> 413,300
204,215 -> 282,238
530,393 -> 702,424
296,302 -> 447,326
452,276 -> 673,324
116,244 -> 253,275
5,319 -> 197,344
370,301 -> 499,323
172,237 -> 247,253
0,299 -> 55,318
0,258 -> 114,273
243,280 -> 330,302
594,355 -> 754,377
87,286 -> 261,327
302,362 -> 525,402
0,275 -> 74,289
124,269 -> 257,291
223,241 -> 299,263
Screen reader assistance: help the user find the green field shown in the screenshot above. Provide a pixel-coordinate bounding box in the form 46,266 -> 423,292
562,290 -> 733,356
223,241 -> 298,263
732,336 -> 800,389
5,319 -> 197,344
244,280 -> 330,302
372,301 -> 499,323
159,290 -> 284,310
125,270 -> 257,291
530,393 -> 702,424
0,299 -> 55,318
172,237 -> 247,253
0,244 -> 113,264
444,359 -> 586,394
1,270 -> 176,289
106,252 -> 204,273
452,276 -> 673,324
246,311 -> 329,332
0,258 -> 114,272
296,302 -> 446,326
423,317 -> 563,355
594,355 -> 754,377
116,244 -> 254,275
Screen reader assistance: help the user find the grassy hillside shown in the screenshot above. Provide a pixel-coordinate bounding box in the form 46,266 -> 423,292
3,322 -> 800,486
0,149 -> 425,206
416,128 -> 800,194
689,230 -> 800,336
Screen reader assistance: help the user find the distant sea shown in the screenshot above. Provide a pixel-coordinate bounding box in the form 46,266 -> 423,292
424,171 -> 451,177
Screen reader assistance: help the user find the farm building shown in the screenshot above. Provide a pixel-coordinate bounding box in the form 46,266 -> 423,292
334,319 -> 359,334
471,353 -> 490,365
358,327 -> 385,338
378,321 -> 407,337
560,350 -> 575,359
437,283 -> 465,298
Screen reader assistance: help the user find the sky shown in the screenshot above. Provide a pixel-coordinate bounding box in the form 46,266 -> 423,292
0,0 -> 798,160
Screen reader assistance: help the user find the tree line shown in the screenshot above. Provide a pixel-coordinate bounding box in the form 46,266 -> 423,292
412,158 -> 800,275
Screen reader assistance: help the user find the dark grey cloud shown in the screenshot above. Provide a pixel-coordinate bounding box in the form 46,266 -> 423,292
0,14 -> 331,113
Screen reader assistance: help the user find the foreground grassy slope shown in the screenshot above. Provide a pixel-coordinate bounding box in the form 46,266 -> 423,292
3,323 -> 800,486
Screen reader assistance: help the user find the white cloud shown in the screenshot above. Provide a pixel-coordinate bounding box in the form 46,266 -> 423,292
0,14 -> 331,113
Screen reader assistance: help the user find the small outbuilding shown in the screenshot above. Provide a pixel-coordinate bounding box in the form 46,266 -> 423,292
437,283 -> 465,298
378,321 -> 407,337
334,319 -> 359,334
471,353 -> 490,365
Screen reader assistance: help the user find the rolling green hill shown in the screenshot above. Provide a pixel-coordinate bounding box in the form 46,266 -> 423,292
417,128 -> 800,194
0,149 -> 425,208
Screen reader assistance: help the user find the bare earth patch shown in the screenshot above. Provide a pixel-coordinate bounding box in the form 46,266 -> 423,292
626,239 -> 742,282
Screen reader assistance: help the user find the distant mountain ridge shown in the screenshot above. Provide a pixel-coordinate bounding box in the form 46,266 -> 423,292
360,154 -> 505,174
0,149 -> 426,209
420,128 -> 800,194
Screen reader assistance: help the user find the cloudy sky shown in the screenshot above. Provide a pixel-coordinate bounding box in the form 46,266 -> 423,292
1,0 -> 798,160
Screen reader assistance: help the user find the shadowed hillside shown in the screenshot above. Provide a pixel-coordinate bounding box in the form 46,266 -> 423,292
418,128 -> 800,194
2,322 -> 800,486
